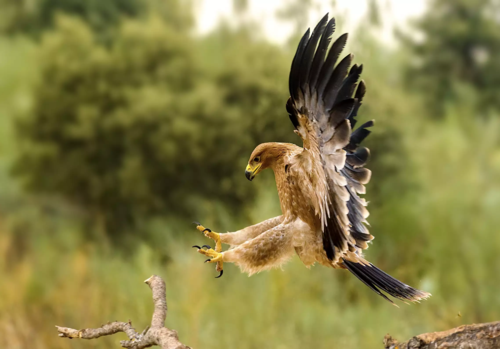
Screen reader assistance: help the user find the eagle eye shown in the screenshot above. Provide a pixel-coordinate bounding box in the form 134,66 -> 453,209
253,156 -> 260,162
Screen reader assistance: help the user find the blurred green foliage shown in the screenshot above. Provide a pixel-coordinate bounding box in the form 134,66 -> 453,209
0,0 -> 500,348
0,0 -> 142,37
404,0 -> 500,115
13,14 -> 293,238
0,0 -> 192,39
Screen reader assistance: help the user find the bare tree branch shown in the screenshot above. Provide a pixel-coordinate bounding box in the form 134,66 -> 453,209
56,275 -> 191,349
384,321 -> 500,349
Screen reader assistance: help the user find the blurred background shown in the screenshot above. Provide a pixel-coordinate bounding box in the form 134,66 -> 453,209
1,0 -> 499,348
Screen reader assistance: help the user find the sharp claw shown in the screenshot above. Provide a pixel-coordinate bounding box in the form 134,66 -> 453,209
202,244 -> 211,249
192,245 -> 201,249
202,228 -> 212,233
215,270 -> 224,278
193,221 -> 201,226
204,259 -> 211,263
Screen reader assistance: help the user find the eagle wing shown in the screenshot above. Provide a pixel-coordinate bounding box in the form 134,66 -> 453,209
286,14 -> 374,262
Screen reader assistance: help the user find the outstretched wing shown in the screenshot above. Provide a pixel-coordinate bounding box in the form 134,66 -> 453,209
286,14 -> 374,262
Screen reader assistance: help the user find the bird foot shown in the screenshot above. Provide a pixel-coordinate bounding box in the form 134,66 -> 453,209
194,222 -> 222,252
195,246 -> 224,263
193,222 -> 224,278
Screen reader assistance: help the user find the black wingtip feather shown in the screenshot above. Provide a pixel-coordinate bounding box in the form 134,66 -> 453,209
345,120 -> 374,151
348,80 -> 367,129
346,146 -> 370,167
309,17 -> 336,95
355,80 -> 367,100
289,28 -> 311,100
316,33 -> 348,98
299,15 -> 329,96
323,53 -> 353,110
343,259 -> 431,304
343,259 -> 394,304
336,64 -> 363,104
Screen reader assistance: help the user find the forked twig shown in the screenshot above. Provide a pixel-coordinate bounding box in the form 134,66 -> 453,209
56,275 -> 190,349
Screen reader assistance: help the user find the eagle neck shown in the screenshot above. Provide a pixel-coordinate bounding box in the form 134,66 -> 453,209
273,162 -> 291,218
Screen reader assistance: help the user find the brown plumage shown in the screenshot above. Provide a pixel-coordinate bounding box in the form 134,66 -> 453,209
197,14 -> 430,304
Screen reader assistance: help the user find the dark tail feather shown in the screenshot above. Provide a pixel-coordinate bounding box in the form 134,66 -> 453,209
342,259 -> 431,305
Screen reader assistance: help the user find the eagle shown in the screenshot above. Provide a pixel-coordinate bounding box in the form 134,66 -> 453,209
193,14 -> 430,304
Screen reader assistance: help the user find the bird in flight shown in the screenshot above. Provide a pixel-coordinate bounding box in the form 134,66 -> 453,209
193,14 -> 430,304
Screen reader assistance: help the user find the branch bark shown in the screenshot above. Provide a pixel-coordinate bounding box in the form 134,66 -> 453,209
56,275 -> 191,349
384,321 -> 500,349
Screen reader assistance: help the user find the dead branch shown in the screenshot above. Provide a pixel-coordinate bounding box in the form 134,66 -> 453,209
384,321 -> 500,349
56,275 -> 191,349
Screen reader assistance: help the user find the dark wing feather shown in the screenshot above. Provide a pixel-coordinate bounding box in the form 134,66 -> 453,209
336,64 -> 363,105
349,80 -> 366,129
299,14 -> 329,98
309,17 -> 336,94
323,54 -> 353,110
342,259 -> 431,303
286,14 -> 374,262
317,33 -> 348,102
289,29 -> 310,101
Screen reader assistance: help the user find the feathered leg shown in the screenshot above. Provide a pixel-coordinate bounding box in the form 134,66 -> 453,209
195,223 -> 295,276
193,216 -> 283,277
222,223 -> 295,275
221,215 -> 283,246
194,216 -> 283,250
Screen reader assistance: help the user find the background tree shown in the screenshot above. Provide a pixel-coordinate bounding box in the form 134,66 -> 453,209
0,0 -> 142,37
0,0 -> 191,39
13,14 -> 292,238
403,0 -> 500,116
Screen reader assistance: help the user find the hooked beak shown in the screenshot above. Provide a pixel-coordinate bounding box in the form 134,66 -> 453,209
245,164 -> 261,181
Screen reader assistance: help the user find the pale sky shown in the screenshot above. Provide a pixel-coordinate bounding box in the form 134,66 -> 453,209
195,0 -> 427,45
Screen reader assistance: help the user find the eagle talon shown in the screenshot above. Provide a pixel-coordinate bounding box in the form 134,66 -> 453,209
194,223 -> 224,276
192,245 -> 201,249
215,270 -> 223,278
194,223 -> 222,252
197,248 -> 223,263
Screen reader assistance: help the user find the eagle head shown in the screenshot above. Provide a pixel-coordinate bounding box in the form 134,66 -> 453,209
245,143 -> 289,181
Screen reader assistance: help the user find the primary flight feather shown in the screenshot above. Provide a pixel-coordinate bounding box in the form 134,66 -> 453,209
193,14 -> 430,304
